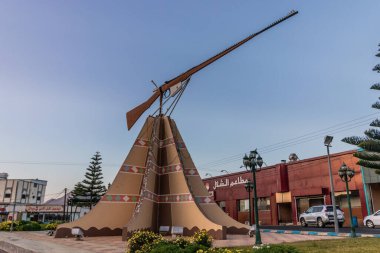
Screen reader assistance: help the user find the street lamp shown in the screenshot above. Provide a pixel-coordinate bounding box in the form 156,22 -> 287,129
205,173 -> 213,177
244,180 -> 254,226
243,149 -> 263,245
338,163 -> 356,238
324,135 -> 339,233
220,170 -> 230,174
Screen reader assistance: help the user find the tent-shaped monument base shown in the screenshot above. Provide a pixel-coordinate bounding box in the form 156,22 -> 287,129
55,116 -> 249,240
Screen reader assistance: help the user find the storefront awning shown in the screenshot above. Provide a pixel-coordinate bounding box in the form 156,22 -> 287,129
276,192 -> 291,203
335,191 -> 351,196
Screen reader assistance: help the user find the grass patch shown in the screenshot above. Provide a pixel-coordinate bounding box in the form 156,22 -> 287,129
287,238 -> 380,253
231,238 -> 380,253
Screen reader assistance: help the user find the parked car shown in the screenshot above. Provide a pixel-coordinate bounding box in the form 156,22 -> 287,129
299,205 -> 345,228
363,210 -> 380,228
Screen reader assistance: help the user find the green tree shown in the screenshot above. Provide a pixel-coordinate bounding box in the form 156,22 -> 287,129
342,44 -> 380,174
68,182 -> 88,221
81,152 -> 107,209
70,182 -> 87,207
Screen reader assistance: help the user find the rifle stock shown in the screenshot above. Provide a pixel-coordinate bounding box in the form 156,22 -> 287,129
126,10 -> 298,130
127,91 -> 160,130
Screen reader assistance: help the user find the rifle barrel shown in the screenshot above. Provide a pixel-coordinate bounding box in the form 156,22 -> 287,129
126,10 -> 298,130
161,10 -> 298,92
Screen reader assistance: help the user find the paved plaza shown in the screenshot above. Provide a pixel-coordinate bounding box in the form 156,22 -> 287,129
0,231 -> 342,253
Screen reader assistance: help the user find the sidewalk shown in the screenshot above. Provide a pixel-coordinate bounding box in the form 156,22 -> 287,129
0,231 -> 126,253
0,230 -> 345,253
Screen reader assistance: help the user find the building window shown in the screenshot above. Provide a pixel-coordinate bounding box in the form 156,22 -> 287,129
238,199 -> 249,212
22,194 -> 26,199
34,183 -> 37,187
336,190 -> 361,208
257,197 -> 271,210
37,196 -> 41,201
218,201 -> 226,212
5,193 -> 11,198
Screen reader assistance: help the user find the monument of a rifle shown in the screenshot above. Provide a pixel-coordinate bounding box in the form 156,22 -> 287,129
55,10 -> 298,240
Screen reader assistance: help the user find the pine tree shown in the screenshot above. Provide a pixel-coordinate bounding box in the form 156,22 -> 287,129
68,182 -> 88,220
342,44 -> 380,174
70,182 -> 87,207
81,152 -> 107,209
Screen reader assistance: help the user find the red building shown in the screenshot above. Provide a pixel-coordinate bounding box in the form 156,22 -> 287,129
202,150 -> 379,227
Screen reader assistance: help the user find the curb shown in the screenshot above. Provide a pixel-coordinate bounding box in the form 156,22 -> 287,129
260,229 -> 380,238
0,240 -> 36,253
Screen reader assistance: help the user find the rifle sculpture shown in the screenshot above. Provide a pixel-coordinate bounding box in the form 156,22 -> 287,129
127,10 -> 298,130
55,10 -> 299,240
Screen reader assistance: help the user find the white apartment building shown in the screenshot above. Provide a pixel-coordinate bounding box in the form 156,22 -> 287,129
0,173 -> 47,221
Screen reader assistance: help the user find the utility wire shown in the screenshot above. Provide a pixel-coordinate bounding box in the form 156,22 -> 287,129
199,115 -> 376,172
199,113 -> 378,168
1,113 -> 377,170
201,120 -> 370,171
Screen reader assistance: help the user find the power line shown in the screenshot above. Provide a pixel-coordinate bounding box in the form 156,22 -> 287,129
201,120 -> 370,171
199,114 -> 377,172
0,160 -> 119,167
1,113 -> 378,174
200,113 -> 378,168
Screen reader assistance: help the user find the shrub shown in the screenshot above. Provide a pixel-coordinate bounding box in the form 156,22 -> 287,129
192,230 -> 213,248
197,248 -> 250,253
127,229 -> 213,253
182,243 -> 208,253
44,222 -> 58,230
0,221 -> 13,231
127,230 -> 163,253
19,221 -> 41,231
150,241 -> 181,253
173,237 -> 191,248
252,244 -> 300,253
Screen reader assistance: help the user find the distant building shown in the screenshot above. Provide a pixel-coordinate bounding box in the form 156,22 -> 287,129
35,193 -> 90,223
0,173 -> 47,222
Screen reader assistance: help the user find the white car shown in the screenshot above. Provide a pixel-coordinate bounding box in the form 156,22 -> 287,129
299,205 -> 345,228
364,210 -> 380,228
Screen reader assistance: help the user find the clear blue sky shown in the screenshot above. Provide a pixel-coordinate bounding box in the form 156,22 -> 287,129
1,1 -> 380,196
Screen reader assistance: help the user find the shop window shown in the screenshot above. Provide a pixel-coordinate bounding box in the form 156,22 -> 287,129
5,192 -> 11,198
218,201 -> 226,212
238,199 -> 249,212
336,190 -> 361,208
296,196 -> 325,219
257,197 -> 271,210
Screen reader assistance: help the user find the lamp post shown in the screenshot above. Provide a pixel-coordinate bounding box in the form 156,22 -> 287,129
244,180 -> 254,226
220,170 -> 230,174
243,149 -> 263,245
324,135 -> 339,233
338,163 -> 356,238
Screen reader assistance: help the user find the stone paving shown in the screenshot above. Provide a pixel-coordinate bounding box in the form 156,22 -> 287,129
0,231 -> 342,253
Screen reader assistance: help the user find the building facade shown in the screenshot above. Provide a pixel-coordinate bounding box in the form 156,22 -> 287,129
0,174 -> 47,222
203,150 -> 379,227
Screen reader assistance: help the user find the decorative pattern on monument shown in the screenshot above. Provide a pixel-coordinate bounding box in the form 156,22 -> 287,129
101,194 -> 140,203
133,137 -> 185,149
183,168 -> 198,176
133,118 -> 159,217
121,165 -> 146,174
133,138 -> 150,148
101,192 -> 214,204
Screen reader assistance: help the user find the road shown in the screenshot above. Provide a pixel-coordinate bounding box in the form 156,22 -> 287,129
261,225 -> 380,234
